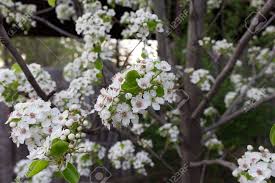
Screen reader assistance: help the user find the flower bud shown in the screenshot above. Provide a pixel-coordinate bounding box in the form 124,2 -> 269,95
9,122 -> 16,128
68,133 -> 75,140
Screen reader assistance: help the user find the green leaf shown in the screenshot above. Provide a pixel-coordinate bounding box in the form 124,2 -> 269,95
141,52 -> 147,59
125,70 -> 140,82
48,0 -> 56,7
93,44 -> 101,53
95,59 -> 103,70
62,163 -> 80,183
96,73 -> 103,79
26,160 -> 49,178
50,139 -> 69,158
2,81 -> 19,102
156,86 -> 165,97
121,70 -> 141,95
270,124 -> 275,146
11,63 -> 22,73
147,20 -> 158,32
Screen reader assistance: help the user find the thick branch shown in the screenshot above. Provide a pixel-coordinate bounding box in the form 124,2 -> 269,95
190,159 -> 236,171
205,93 -> 275,132
191,0 -> 275,120
0,14 -> 50,101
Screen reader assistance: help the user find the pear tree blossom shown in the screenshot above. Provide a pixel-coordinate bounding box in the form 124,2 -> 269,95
233,145 -> 275,183
0,0 -> 275,182
108,140 -> 154,175
94,59 -> 177,128
188,69 -> 215,91
0,63 -> 56,106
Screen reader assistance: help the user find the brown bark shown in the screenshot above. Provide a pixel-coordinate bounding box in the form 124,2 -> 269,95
180,0 -> 206,182
151,0 -> 175,65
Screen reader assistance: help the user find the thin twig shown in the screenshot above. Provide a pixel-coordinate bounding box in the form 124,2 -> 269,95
205,93 -> 275,132
116,127 -> 176,173
122,39 -> 142,67
222,48 -> 275,117
190,159 -> 237,171
191,0 -> 275,120
0,2 -> 83,43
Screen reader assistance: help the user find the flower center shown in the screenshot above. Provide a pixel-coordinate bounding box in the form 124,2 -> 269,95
20,128 -> 27,134
256,169 -> 263,176
121,112 -> 128,118
30,113 -> 36,118
136,101 -> 143,108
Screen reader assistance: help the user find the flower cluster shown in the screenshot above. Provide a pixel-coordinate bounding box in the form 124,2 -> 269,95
203,106 -> 218,117
250,0 -> 264,8
159,123 -> 180,143
95,59 -> 176,129
224,91 -> 237,108
199,37 -> 233,56
63,1 -> 114,82
0,64 -> 56,106
233,145 -> 275,183
6,99 -> 62,149
6,99 -> 89,173
17,64 -> 56,99
133,151 -> 154,175
74,140 -> 106,176
53,69 -> 98,111
55,0 -> 76,22
246,88 -> 266,102
198,37 -> 212,47
107,0 -> 139,8
207,0 -> 222,10
262,26 -> 275,36
108,140 -> 154,175
189,69 -> 215,91
212,39 -> 234,55
0,0 -> 36,32
204,133 -> 224,155
0,69 -> 18,105
120,9 -> 164,39
75,4 -> 115,43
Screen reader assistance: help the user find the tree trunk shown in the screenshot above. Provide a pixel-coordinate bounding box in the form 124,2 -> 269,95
180,0 -> 206,183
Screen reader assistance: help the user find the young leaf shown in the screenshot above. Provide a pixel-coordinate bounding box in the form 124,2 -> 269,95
147,20 -> 158,32
11,63 -> 22,73
62,163 -> 80,183
95,59 -> 103,70
125,70 -> 140,83
96,73 -> 103,79
270,124 -> 275,146
48,0 -> 56,7
26,160 -> 49,177
50,139 -> 69,158
156,86 -> 165,97
121,70 -> 141,95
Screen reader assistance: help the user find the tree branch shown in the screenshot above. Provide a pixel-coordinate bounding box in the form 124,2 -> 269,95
205,93 -> 275,132
0,14 -> 51,101
190,159 -> 237,171
115,127 -> 176,173
191,0 -> 275,120
0,2 -> 83,43
221,48 -> 275,117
